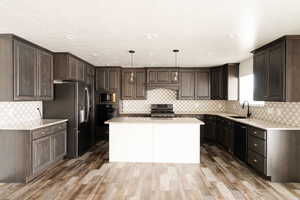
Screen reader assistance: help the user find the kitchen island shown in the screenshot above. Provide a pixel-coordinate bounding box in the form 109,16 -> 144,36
106,117 -> 204,164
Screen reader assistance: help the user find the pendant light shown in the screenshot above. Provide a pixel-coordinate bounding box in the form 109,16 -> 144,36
172,49 -> 179,81
129,50 -> 135,83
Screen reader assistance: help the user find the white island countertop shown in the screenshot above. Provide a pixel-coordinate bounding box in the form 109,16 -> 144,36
106,117 -> 205,125
108,117 -> 201,164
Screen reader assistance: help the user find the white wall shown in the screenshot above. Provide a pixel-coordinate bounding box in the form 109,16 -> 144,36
239,56 -> 253,77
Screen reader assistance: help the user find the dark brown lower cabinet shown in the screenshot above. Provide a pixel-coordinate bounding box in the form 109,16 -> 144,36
32,136 -> 52,174
203,115 -> 217,142
0,122 -> 67,183
202,114 -> 300,182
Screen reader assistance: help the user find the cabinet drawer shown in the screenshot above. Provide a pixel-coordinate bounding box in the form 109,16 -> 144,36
32,126 -> 53,140
52,123 -> 67,133
248,150 -> 266,175
248,127 -> 266,140
32,123 -> 67,140
248,134 -> 266,157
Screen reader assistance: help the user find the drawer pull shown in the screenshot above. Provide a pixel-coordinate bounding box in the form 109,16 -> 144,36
253,159 -> 257,163
253,131 -> 257,135
254,143 -> 258,147
41,131 -> 46,135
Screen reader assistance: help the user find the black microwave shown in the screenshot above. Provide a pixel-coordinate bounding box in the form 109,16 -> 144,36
99,92 -> 116,103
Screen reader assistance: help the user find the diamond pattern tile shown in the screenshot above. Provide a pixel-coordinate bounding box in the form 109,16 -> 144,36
120,89 -> 226,113
226,101 -> 300,127
0,101 -> 42,127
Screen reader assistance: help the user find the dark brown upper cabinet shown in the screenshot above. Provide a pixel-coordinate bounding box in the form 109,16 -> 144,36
195,69 -> 210,99
146,68 -> 179,90
37,50 -> 53,100
211,64 -> 239,100
178,68 -> 210,100
178,69 -> 195,99
253,50 -> 268,100
252,36 -> 300,102
210,67 -> 223,100
85,64 -> 95,86
14,40 -> 37,100
121,68 -> 146,100
53,53 -> 86,82
0,34 -> 54,101
95,67 -> 121,93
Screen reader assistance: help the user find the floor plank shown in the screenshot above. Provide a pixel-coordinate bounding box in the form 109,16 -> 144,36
0,141 -> 299,200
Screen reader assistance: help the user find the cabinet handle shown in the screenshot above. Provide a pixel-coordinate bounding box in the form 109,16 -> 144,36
254,143 -> 258,147
41,131 -> 46,135
253,131 -> 257,135
253,159 -> 257,163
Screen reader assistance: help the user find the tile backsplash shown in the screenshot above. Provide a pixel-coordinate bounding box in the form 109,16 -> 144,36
120,88 -> 226,113
0,101 -> 42,127
226,101 -> 300,127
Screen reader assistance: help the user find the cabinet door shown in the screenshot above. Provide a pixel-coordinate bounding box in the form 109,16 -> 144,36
210,69 -> 216,99
85,65 -> 95,85
222,67 -> 228,100
217,67 -> 224,99
32,136 -> 52,174
52,130 -> 67,161
37,50 -> 53,100
195,70 -> 210,99
179,70 -> 195,99
14,40 -> 37,100
253,50 -> 268,101
206,120 -> 216,142
108,69 -> 120,92
121,71 -> 135,99
95,68 -> 107,90
268,42 -> 285,101
77,61 -> 85,82
68,56 -> 78,80
211,69 -> 220,100
157,71 -> 170,83
148,71 -> 157,83
135,70 -> 146,99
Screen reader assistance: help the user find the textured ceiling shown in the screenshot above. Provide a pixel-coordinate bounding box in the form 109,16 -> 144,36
1,0 -> 300,67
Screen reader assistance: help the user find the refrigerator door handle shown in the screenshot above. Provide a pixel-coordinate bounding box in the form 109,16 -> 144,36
85,87 -> 90,122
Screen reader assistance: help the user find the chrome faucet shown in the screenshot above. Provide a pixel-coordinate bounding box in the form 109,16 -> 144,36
242,101 -> 251,118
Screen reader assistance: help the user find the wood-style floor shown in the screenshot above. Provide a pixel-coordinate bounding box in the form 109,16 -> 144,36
0,141 -> 300,200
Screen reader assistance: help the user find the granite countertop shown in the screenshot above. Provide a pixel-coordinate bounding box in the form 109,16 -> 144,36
119,112 -> 300,131
106,117 -> 205,125
0,119 -> 68,131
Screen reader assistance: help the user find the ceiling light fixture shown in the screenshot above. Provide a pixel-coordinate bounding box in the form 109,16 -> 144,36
173,49 -> 180,67
129,50 -> 135,67
172,49 -> 179,81
129,50 -> 135,82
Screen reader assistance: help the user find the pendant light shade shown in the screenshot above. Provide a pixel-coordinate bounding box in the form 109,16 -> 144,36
173,49 -> 179,81
129,50 -> 135,82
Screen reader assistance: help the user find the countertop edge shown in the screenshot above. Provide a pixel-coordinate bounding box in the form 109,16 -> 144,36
119,112 -> 300,131
0,119 -> 68,131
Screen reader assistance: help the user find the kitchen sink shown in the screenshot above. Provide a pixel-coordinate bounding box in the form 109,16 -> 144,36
229,116 -> 247,119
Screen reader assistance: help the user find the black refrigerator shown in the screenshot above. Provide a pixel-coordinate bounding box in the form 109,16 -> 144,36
43,82 -> 92,158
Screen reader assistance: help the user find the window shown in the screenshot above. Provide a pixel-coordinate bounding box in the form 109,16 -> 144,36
239,58 -> 264,106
